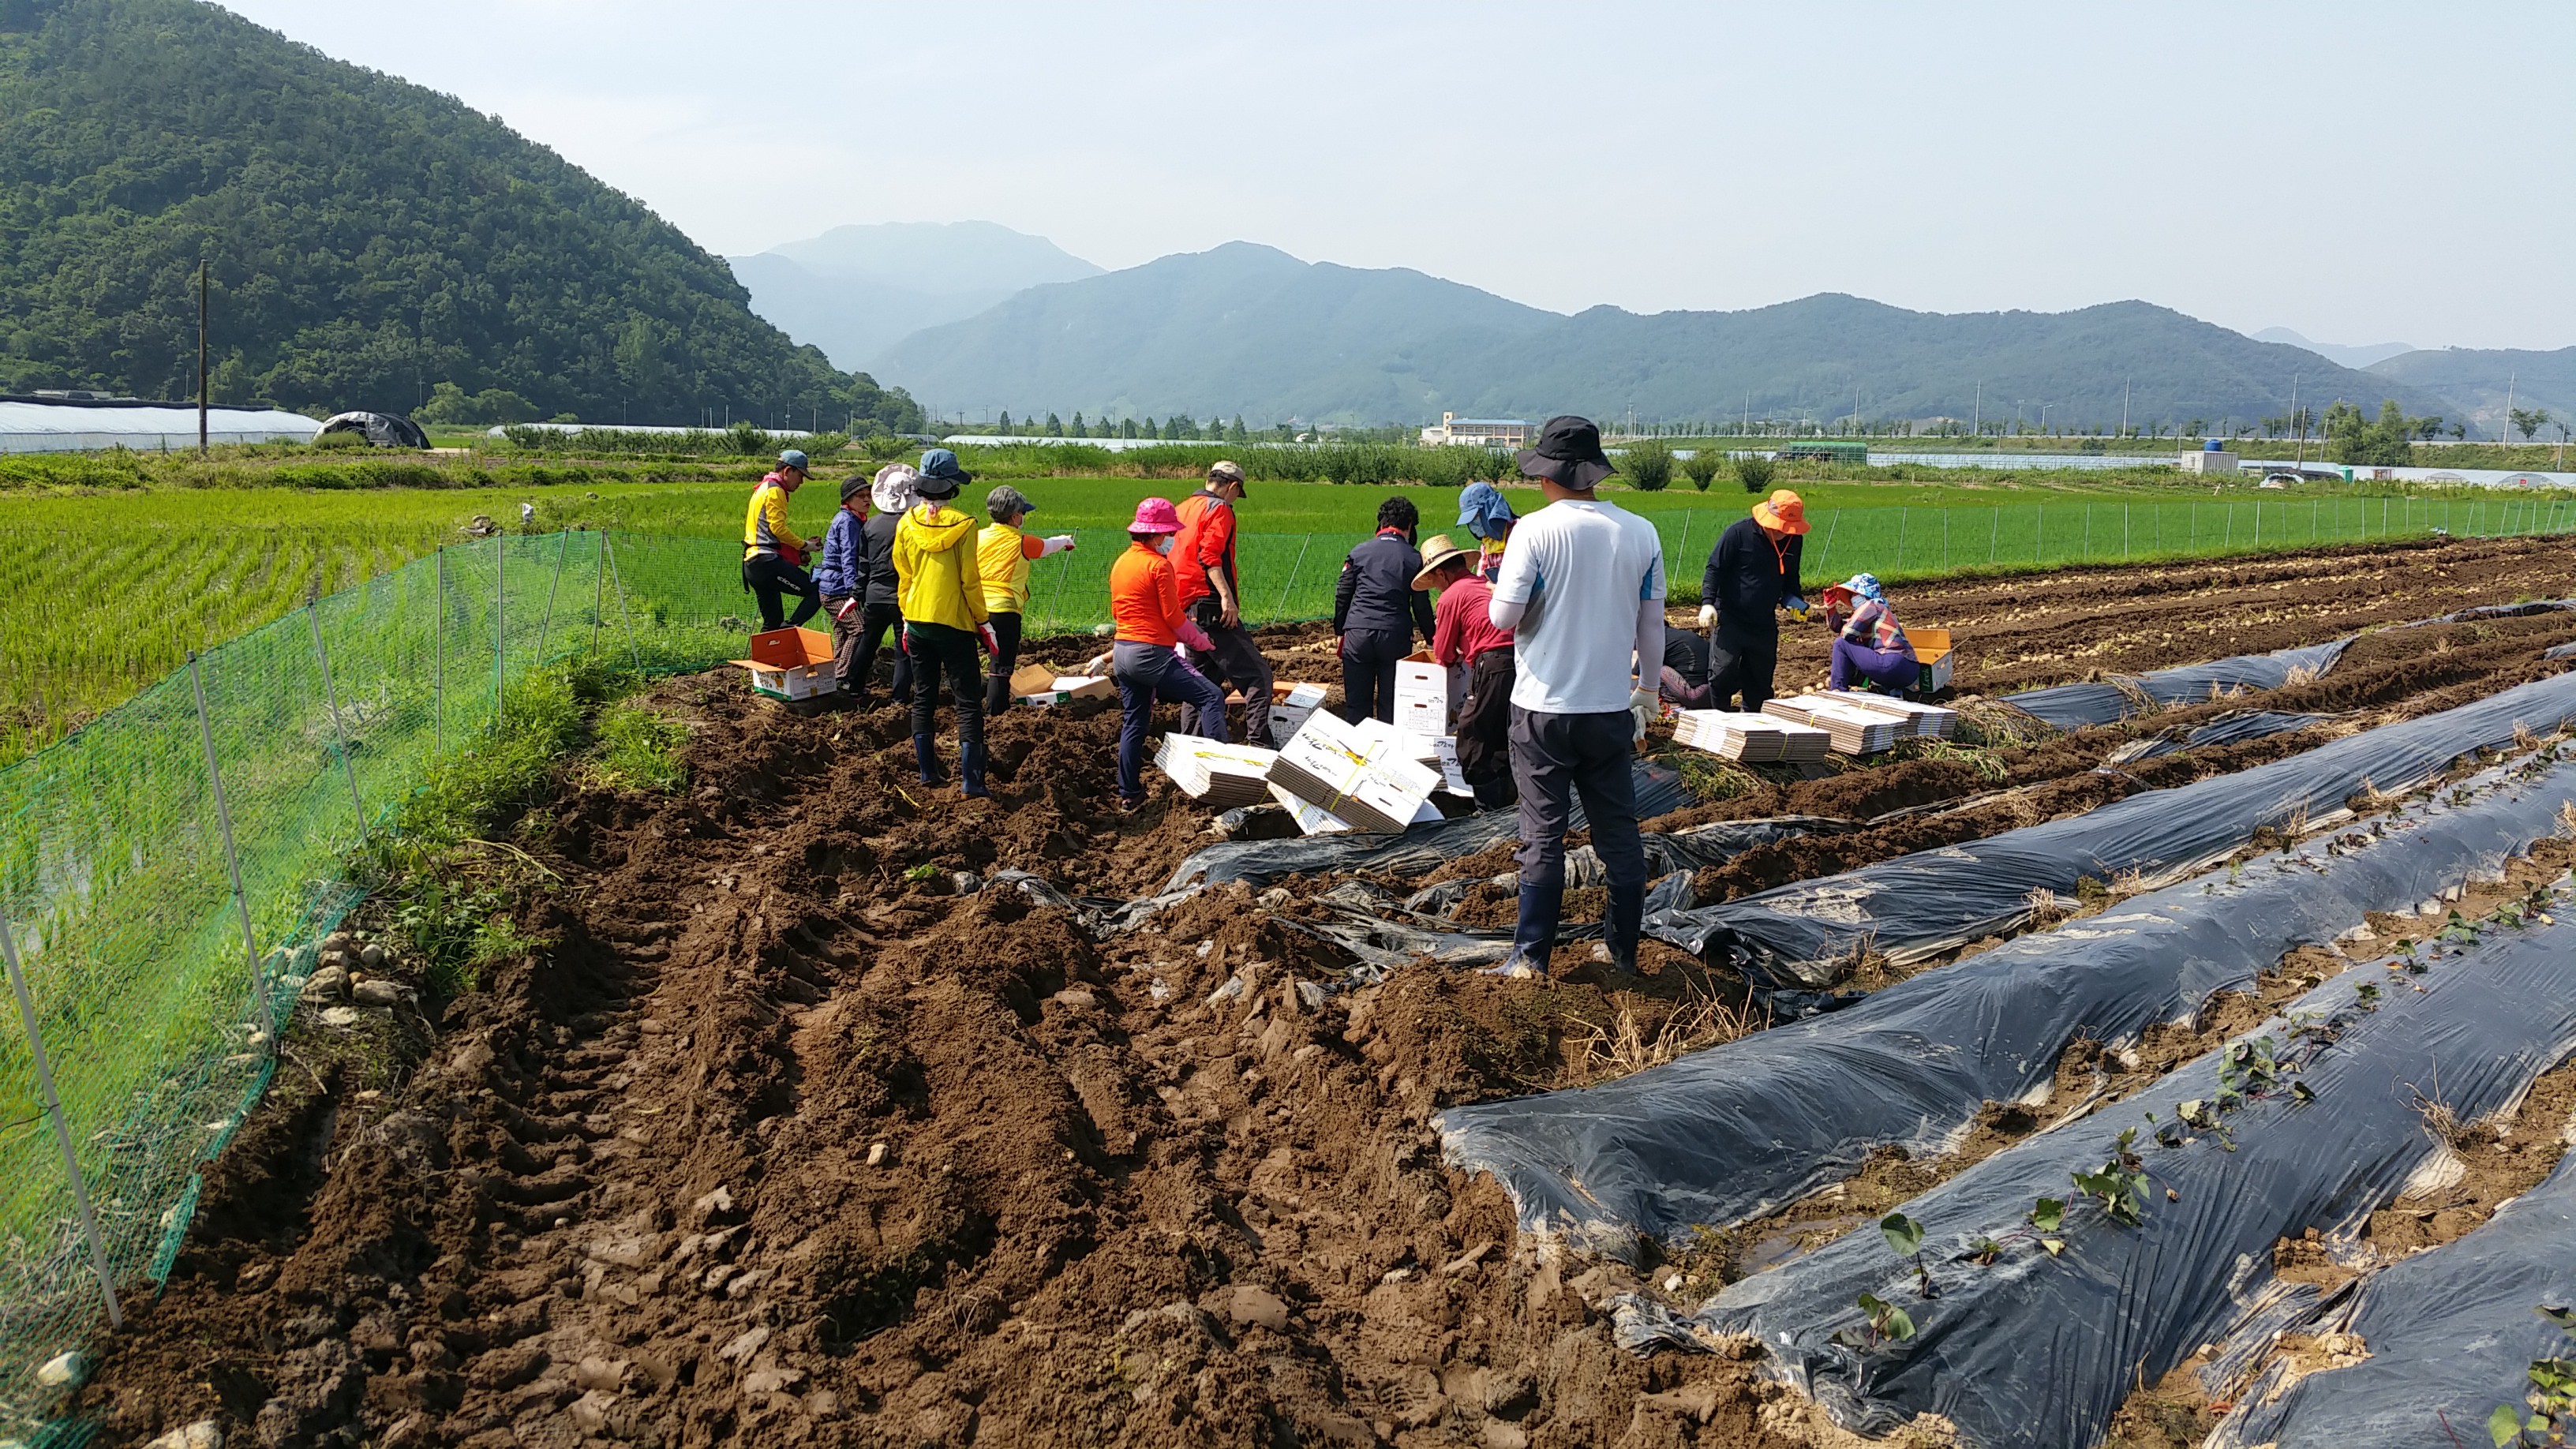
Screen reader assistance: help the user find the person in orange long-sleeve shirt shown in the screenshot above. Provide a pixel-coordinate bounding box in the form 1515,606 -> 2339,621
1107,497 -> 1228,811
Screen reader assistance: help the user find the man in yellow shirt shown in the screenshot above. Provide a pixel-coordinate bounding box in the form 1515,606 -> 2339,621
975,485 -> 1076,713
739,448 -> 821,630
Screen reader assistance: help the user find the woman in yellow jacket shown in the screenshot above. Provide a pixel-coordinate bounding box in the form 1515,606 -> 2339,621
975,484 -> 1076,714
893,450 -> 1001,796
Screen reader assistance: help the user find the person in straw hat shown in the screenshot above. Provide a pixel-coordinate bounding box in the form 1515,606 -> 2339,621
1417,533 -> 1516,807
1694,488 -> 1810,712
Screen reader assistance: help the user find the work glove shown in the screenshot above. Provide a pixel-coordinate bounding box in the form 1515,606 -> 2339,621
976,622 -> 1002,658
897,627 -> 912,656
831,596 -> 861,623
1043,534 -> 1076,554
1696,603 -> 1716,630
1785,594 -> 1809,622
1629,687 -> 1658,746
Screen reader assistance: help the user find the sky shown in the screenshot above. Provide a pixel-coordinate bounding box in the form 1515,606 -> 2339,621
223,0 -> 2576,351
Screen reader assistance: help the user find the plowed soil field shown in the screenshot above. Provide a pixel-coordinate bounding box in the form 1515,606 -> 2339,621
72,534 -> 2576,1449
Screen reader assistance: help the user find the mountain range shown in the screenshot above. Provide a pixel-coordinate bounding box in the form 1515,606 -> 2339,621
730,223 -> 1103,370
0,0 -> 918,429
865,242 -> 2467,434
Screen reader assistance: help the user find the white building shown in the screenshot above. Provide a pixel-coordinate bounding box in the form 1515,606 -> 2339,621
1419,413 -> 1530,448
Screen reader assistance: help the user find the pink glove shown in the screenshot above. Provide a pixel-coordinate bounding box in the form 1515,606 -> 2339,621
1176,619 -> 1215,653
976,623 -> 1001,657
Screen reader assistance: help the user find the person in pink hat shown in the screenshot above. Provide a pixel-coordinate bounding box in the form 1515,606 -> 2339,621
1106,496 -> 1228,811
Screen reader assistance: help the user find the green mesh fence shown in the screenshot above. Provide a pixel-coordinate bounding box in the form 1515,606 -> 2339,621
4,497 -> 2571,1436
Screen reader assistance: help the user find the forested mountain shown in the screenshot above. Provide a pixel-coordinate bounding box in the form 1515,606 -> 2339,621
732,221 -> 1102,369
2367,346 -> 2576,440
0,0 -> 919,429
884,245 -> 2461,433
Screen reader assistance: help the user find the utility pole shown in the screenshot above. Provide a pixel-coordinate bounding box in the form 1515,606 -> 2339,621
197,259 -> 209,455
2290,372 -> 2303,466
2122,378 -> 2130,435
1973,380 -> 1981,435
2503,371 -> 2516,442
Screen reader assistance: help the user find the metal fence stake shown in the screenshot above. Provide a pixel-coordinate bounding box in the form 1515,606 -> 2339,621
1988,506 -> 1998,564
1815,511 -> 1840,578
434,546 -> 445,757
1272,534 -> 1313,619
535,529 -> 569,667
591,530 -> 607,660
492,534 -> 506,730
1043,549 -> 1073,635
186,650 -> 272,1028
0,909 -> 122,1329
606,533 -> 646,682
1895,507 -> 1908,573
305,600 -> 367,835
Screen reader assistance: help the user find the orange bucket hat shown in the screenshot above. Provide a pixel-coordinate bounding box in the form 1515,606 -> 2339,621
1751,489 -> 1810,535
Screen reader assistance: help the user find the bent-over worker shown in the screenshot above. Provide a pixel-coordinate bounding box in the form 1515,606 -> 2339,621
1419,534 -> 1517,808
1695,488 -> 1808,712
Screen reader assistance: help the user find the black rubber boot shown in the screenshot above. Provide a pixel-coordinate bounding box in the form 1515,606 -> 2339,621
1603,878 -> 1645,975
960,738 -> 990,799
912,734 -> 948,787
1488,878 -> 1563,978
984,673 -> 1012,717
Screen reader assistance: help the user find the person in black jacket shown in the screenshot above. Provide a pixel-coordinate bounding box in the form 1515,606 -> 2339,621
1696,489 -> 1810,711
852,464 -> 917,710
1332,496 -> 1439,723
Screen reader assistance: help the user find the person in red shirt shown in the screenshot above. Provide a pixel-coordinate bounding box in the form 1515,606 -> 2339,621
1417,534 -> 1518,806
1171,460 -> 1275,742
1107,497 -> 1227,811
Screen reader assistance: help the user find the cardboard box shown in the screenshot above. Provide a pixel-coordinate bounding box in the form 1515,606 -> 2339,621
1265,709 -> 1444,833
1267,781 -> 1440,836
1009,661 -> 1114,706
1910,627 -> 1956,694
1156,736 -> 1279,807
1395,650 -> 1449,733
1269,681 -> 1327,747
731,627 -> 838,702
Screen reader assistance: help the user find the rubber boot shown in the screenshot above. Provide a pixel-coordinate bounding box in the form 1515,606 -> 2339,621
1488,878 -> 1563,979
912,734 -> 948,787
1601,878 -> 1644,975
960,738 -> 990,799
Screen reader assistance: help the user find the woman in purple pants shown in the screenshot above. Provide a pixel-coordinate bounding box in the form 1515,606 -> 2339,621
1820,573 -> 1919,695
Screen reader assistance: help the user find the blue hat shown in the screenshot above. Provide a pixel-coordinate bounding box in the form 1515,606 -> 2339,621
916,447 -> 972,497
1840,573 -> 1887,604
777,448 -> 809,471
1456,481 -> 1518,541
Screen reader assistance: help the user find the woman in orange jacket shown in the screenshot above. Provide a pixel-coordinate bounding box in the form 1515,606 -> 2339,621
1107,497 -> 1228,811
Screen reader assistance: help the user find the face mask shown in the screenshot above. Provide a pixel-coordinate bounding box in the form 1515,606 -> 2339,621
1154,535 -> 1176,555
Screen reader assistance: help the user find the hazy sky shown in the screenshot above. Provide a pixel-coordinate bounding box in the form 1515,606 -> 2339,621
225,0 -> 2575,350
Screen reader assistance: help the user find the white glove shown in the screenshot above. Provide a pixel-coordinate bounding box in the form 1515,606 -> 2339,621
1696,604 -> 1716,630
1630,687 -> 1658,745
1042,534 -> 1076,555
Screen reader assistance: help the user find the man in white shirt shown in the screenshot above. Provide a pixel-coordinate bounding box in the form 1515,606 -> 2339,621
1488,415 -> 1666,978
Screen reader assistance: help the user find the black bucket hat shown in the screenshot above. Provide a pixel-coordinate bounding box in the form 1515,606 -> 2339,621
1516,414 -> 1615,489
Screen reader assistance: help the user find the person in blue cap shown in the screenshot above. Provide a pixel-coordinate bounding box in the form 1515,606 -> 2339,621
1819,573 -> 1919,694
1456,480 -> 1518,579
739,447 -> 821,630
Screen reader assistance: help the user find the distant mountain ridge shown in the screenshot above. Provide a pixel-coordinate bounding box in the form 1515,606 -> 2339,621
880,245 -> 2462,432
2367,346 -> 2576,440
2253,328 -> 2417,371
731,221 -> 1102,369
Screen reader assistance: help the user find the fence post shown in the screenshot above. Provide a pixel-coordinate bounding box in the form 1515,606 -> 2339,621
2254,501 -> 2261,549
2082,504 -> 2092,561
1272,534 -> 1313,620
1942,507 -> 1951,571
2035,504 -> 2044,565
606,533 -> 646,682
305,597 -> 367,836
536,529 -> 570,667
492,533 -> 506,729
1896,507 -> 1908,574
591,530 -> 607,659
2123,504 -> 2131,557
1989,506 -> 1998,564
186,650 -> 273,1028
1815,510 -> 1840,579
1676,511 -> 1694,576
0,909 -> 123,1329
434,546 -> 445,757
1043,549 -> 1073,635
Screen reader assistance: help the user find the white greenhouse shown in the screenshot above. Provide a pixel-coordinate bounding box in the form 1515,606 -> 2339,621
0,395 -> 322,453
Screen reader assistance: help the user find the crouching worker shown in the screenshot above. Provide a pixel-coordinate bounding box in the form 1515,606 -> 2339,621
740,448 -> 822,629
976,485 -> 1075,714
1820,572 -> 1918,694
1418,534 -> 1516,807
893,450 -> 998,797
1109,498 -> 1228,813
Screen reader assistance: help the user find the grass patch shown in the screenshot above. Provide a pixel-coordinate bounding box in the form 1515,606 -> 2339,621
582,698 -> 690,794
